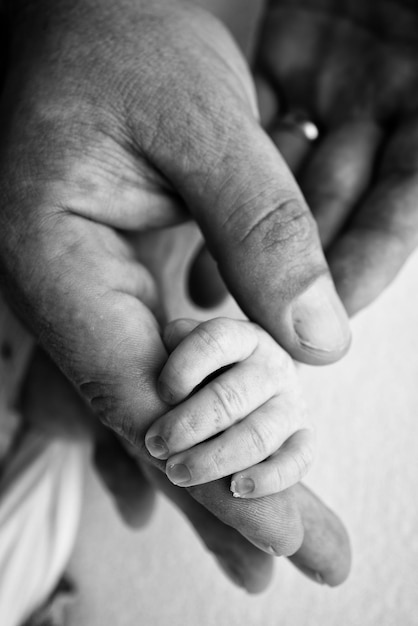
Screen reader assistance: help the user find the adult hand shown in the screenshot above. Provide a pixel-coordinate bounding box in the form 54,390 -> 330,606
0,0 -> 350,587
255,0 -> 418,315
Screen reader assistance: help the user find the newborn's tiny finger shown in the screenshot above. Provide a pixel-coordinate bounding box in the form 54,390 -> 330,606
230,429 -> 315,499
146,356 -> 284,461
158,317 -> 259,405
164,396 -> 308,487
163,318 -> 200,353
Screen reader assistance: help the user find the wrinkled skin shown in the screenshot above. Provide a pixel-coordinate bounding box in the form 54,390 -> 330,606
197,0 -> 418,312
256,0 -> 418,314
0,0 -> 351,590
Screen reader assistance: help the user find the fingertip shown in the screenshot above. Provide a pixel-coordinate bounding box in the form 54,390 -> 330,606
190,479 -> 305,559
229,428 -> 315,500
241,490 -> 305,557
291,531 -> 352,587
290,483 -> 352,586
230,476 -> 255,499
289,274 -> 352,365
269,496 -> 305,557
292,564 -> 326,586
166,461 -> 192,486
145,434 -> 169,460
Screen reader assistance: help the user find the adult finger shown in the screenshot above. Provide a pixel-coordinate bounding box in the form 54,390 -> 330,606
143,41 -> 351,364
185,104 -> 315,311
300,120 -> 383,248
145,461 -> 350,587
141,462 -> 274,594
289,483 -> 351,586
188,477 -> 351,588
327,117 -> 418,315
123,439 -> 349,586
163,400 -> 310,489
189,478 -> 303,557
158,142 -> 351,366
230,428 -> 315,499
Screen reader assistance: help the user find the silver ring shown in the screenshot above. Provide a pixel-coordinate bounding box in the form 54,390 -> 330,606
280,112 -> 320,142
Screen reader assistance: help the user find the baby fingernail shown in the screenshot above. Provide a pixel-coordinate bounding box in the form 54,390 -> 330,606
146,436 -> 169,459
167,463 -> 191,485
292,275 -> 351,356
230,477 -> 255,497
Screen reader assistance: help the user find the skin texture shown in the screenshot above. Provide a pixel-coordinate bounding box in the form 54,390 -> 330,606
255,0 -> 418,315
191,0 -> 418,316
0,0 -> 352,590
146,317 -> 314,499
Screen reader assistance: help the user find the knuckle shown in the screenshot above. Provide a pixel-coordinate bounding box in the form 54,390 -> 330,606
185,442 -> 225,482
194,322 -> 226,359
173,409 -> 202,443
210,379 -> 245,423
237,197 -> 316,254
246,421 -> 272,458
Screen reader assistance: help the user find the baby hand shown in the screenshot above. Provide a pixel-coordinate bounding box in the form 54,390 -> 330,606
145,318 -> 314,499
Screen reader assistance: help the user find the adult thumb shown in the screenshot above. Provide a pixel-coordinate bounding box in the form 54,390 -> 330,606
145,11 -> 351,365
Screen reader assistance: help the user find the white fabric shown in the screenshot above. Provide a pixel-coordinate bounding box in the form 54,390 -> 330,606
0,432 -> 86,626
